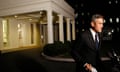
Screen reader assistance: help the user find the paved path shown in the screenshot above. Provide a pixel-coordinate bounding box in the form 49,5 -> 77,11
0,47 -> 115,72
1,48 -> 76,72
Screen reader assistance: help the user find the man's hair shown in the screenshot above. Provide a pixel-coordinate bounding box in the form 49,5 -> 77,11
91,14 -> 104,22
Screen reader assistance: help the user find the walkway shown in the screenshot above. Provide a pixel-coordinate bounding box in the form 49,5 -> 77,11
0,47 -> 114,72
1,48 -> 76,72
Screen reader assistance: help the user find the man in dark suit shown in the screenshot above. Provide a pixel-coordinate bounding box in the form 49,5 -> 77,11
71,14 -> 104,72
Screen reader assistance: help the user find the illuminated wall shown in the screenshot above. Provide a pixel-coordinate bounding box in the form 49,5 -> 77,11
0,17 -> 39,50
0,18 -> 3,49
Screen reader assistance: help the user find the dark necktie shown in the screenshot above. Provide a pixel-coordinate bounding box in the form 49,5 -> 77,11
95,33 -> 99,49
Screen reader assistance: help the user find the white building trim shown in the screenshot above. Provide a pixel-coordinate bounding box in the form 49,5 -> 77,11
0,0 -> 75,51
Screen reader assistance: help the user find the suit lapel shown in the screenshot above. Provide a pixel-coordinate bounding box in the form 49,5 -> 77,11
88,30 -> 96,50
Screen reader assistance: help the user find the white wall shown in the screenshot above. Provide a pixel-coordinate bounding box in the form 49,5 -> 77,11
21,20 -> 32,46
1,18 -> 36,49
8,18 -> 19,49
0,18 -> 3,50
33,23 -> 40,46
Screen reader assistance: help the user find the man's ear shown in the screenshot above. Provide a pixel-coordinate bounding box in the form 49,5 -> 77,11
91,22 -> 94,27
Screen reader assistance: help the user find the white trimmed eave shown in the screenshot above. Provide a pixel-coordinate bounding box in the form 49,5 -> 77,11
0,0 -> 51,16
0,0 -> 74,18
51,0 -> 74,18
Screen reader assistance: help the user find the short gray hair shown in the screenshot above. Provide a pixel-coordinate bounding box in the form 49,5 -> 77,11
91,14 -> 104,22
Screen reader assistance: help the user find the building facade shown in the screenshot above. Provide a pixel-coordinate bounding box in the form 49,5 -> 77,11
0,0 -> 75,52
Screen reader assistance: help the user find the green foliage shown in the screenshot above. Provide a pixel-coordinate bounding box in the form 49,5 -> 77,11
43,41 -> 72,57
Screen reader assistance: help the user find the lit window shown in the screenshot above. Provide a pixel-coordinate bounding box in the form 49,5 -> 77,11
87,12 -> 90,16
109,18 -> 113,23
81,12 -> 84,16
111,29 -> 114,33
108,1 -> 112,4
116,17 -> 119,23
81,3 -> 84,7
108,32 -> 112,35
76,21 -> 79,24
115,0 -> 118,4
82,29 -> 85,31
75,13 -> 78,18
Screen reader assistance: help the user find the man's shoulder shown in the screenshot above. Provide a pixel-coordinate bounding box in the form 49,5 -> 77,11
77,30 -> 90,40
80,30 -> 90,36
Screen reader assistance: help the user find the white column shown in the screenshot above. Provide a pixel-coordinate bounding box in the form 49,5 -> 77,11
58,14 -> 64,42
66,18 -> 71,41
47,9 -> 54,43
71,19 -> 76,40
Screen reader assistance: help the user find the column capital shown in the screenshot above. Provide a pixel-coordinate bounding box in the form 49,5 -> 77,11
57,14 -> 63,17
66,17 -> 70,21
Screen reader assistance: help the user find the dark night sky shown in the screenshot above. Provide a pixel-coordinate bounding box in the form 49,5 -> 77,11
65,0 -> 120,40
65,0 -> 120,16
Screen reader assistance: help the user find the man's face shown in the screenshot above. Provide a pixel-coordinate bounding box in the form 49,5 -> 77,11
92,18 -> 104,32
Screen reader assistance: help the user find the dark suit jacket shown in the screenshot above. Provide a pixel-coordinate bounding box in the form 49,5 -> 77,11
71,29 -> 103,72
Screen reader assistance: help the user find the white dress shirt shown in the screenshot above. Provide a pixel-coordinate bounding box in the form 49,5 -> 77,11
90,28 -> 99,42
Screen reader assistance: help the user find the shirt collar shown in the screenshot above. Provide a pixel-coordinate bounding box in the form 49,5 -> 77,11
90,28 -> 96,41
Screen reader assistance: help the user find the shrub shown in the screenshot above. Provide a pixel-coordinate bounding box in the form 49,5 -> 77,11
63,41 -> 72,52
43,41 -> 72,57
43,41 -> 64,56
